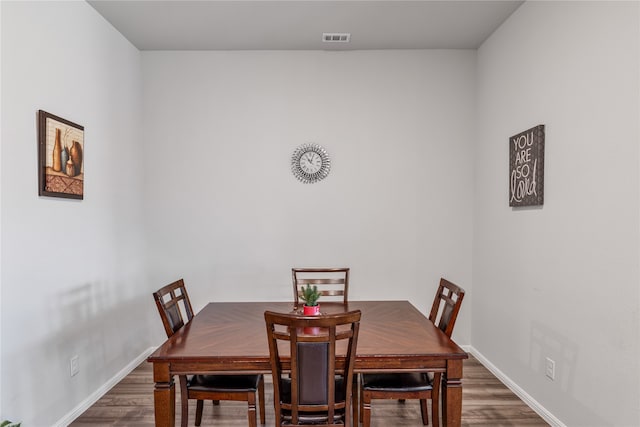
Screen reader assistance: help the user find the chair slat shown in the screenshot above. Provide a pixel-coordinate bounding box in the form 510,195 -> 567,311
292,268 -> 350,306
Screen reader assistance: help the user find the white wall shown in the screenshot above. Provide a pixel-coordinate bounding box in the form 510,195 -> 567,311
1,1 -> 152,425
0,0 -> 3,418
141,50 -> 475,345
474,2 -> 639,426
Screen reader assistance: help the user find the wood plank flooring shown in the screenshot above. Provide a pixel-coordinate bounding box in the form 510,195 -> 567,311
71,355 -> 549,426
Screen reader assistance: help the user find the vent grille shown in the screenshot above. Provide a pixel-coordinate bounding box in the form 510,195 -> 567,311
322,33 -> 351,43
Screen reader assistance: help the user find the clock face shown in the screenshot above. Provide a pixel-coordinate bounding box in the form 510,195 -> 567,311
299,151 -> 322,174
291,144 -> 331,184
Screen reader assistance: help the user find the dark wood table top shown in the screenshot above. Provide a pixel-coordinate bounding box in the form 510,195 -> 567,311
148,300 -> 467,373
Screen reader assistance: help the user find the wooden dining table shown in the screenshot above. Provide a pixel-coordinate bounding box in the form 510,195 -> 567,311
147,300 -> 468,426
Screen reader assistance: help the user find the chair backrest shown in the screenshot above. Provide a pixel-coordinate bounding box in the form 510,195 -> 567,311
292,268 -> 350,306
153,279 -> 195,338
264,309 -> 361,426
428,278 -> 465,338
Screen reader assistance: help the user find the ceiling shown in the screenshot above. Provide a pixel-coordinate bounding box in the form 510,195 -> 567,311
88,0 -> 524,51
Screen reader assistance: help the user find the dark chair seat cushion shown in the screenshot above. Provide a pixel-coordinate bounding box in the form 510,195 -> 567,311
362,373 -> 433,392
278,376 -> 346,423
189,374 -> 261,393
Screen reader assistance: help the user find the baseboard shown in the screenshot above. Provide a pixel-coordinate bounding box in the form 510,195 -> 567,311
53,347 -> 156,427
465,346 -> 566,427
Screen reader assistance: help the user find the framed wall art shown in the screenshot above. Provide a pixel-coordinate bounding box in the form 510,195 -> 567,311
509,124 -> 544,207
38,110 -> 84,199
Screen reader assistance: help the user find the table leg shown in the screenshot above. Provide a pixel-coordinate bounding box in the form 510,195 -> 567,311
442,359 -> 463,427
153,362 -> 175,427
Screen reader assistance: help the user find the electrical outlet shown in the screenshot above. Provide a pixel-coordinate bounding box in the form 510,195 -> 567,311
70,355 -> 79,377
545,357 -> 555,380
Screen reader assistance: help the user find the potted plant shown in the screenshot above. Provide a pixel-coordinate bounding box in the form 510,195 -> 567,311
1,421 -> 21,427
300,284 -> 321,315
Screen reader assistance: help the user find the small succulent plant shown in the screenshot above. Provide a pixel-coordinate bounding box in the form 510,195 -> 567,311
299,284 -> 321,307
1,421 -> 21,427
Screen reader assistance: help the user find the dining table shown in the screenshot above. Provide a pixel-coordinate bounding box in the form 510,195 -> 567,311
147,300 -> 468,426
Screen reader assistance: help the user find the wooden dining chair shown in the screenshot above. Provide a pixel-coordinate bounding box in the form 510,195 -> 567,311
153,279 -> 266,427
292,268 -> 350,306
264,309 -> 361,427
360,278 -> 465,427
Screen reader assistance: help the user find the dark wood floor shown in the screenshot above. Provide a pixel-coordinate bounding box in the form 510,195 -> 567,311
71,355 -> 549,426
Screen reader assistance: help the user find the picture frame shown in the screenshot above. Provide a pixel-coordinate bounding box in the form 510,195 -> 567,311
509,124 -> 544,207
38,110 -> 84,199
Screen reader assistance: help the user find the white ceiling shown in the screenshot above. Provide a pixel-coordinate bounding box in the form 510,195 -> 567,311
88,0 -> 524,51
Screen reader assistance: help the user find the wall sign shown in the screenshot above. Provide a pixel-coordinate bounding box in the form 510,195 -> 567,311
509,125 -> 544,207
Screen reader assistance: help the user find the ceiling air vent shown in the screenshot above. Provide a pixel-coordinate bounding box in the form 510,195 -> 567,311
322,33 -> 351,43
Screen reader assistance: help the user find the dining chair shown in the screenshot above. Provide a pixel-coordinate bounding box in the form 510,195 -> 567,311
360,278 -> 465,427
153,279 -> 266,427
264,309 -> 361,427
292,268 -> 350,306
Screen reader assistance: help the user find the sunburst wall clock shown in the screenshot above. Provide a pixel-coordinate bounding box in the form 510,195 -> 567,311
291,143 -> 331,184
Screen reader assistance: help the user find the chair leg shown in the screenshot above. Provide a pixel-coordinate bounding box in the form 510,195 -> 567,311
195,400 -> 204,426
359,387 -> 363,423
420,399 -> 429,425
178,376 -> 189,427
258,375 -> 266,424
247,392 -> 257,427
352,375 -> 359,426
